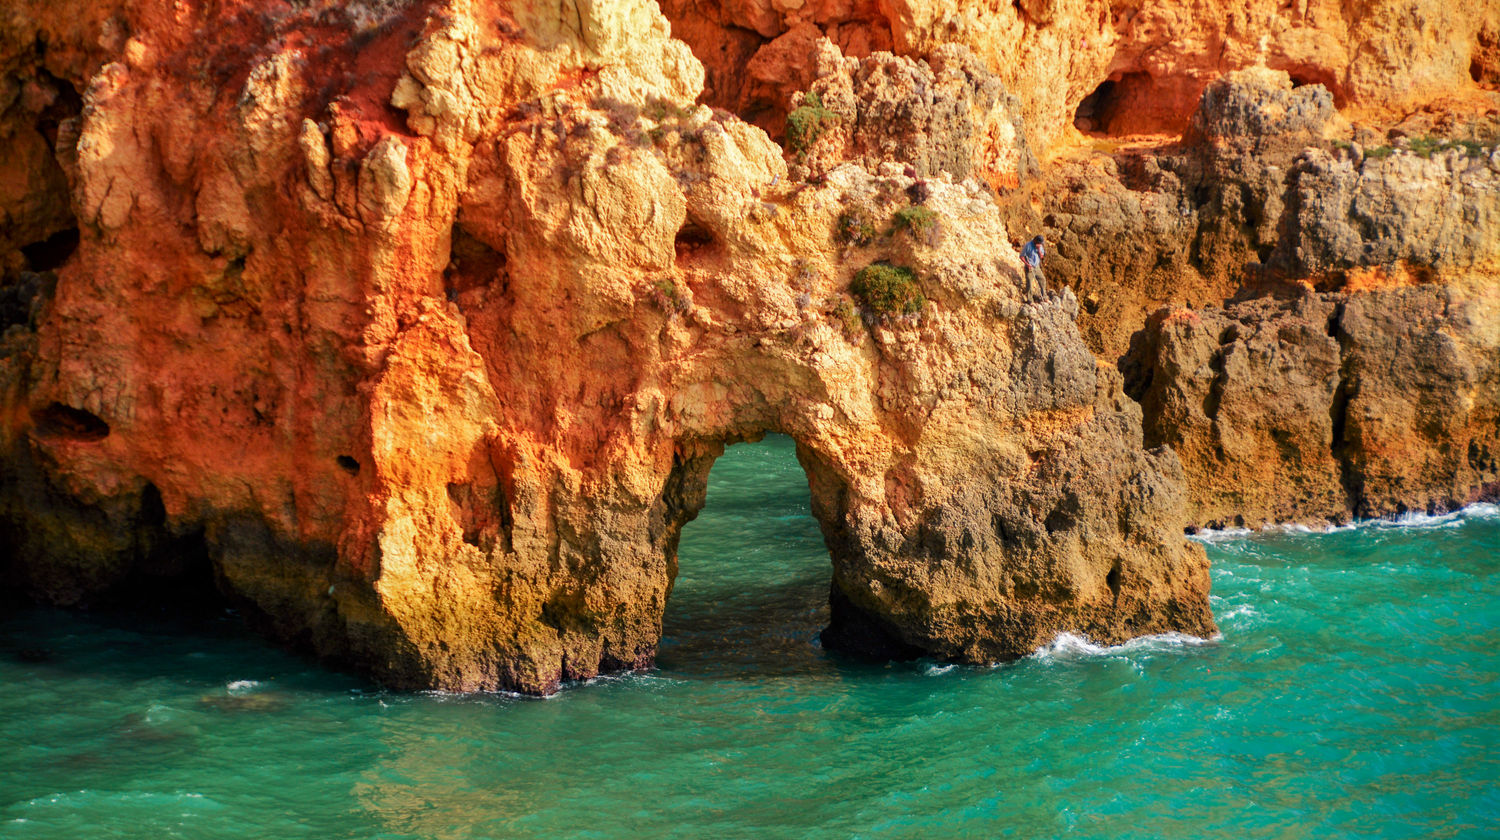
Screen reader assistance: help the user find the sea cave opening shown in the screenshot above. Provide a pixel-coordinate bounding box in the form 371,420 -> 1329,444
658,433 -> 834,678
1074,79 -> 1118,134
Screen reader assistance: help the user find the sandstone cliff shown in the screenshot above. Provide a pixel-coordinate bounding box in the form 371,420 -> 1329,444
659,0 -> 1498,151
3,0 -> 1496,692
1086,69 -> 1500,527
0,0 -> 1214,693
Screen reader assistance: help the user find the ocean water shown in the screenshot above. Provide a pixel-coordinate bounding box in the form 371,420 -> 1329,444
2,434 -> 1497,839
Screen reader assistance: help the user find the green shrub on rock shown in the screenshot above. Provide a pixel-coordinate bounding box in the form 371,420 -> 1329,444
785,90 -> 837,155
851,262 -> 925,316
832,297 -> 862,339
835,206 -> 879,246
890,205 -> 938,241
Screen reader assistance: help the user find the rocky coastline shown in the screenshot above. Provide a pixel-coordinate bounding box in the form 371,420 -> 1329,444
2,0 -> 1495,693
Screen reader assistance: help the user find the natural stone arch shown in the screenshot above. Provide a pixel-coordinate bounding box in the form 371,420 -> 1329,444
0,0 -> 1215,697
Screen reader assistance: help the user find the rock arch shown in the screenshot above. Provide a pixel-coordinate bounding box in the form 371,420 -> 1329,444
0,0 -> 1214,695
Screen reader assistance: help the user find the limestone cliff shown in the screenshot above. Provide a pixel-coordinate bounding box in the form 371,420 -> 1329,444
0,0 -> 1213,693
1083,69 -> 1500,527
4,0 -> 1497,692
659,0 -> 1498,151
1124,283 -> 1500,528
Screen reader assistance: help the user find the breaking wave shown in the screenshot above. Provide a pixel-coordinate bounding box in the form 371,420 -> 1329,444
1027,630 -> 1220,661
1190,502 -> 1499,543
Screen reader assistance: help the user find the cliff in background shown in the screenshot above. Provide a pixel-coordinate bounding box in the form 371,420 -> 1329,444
0,0 -> 1495,691
1051,68 -> 1500,527
658,0 -> 1496,151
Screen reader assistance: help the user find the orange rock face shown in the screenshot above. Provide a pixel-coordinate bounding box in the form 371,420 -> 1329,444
3,0 -> 1495,691
1056,67 -> 1500,528
0,0 -> 1218,693
661,0 -> 1498,149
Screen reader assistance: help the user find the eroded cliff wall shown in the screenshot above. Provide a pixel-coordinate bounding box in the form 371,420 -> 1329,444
2,0 -> 1496,691
0,0 -> 1217,693
1090,69 -> 1500,527
659,0 -> 1498,150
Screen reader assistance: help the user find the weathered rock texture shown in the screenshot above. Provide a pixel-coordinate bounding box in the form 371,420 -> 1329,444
0,0 -> 1215,693
785,41 -> 1037,192
660,0 -> 1498,150
1053,67 -> 1500,528
1040,68 -> 1500,359
1125,280 -> 1500,528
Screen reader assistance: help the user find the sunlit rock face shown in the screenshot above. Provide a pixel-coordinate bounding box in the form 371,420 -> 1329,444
0,0 -> 1215,693
1101,71 -> 1500,529
1124,282 -> 1500,529
659,0 -> 1497,149
7,0 -> 1495,690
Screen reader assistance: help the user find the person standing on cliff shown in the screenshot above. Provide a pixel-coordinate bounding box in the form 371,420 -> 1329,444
1020,235 -> 1047,302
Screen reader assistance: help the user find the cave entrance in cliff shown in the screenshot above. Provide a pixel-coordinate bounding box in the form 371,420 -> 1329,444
658,433 -> 833,677
1074,79 -> 1118,134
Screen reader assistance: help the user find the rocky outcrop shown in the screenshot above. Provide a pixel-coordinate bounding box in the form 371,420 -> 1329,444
1090,68 -> 1500,528
1040,65 -> 1500,528
1126,281 -> 1499,528
785,42 -> 1037,192
1037,69 -> 1338,358
659,0 -> 1497,151
1123,296 -> 1346,528
1280,144 -> 1500,283
1039,68 -> 1500,359
0,0 -> 1214,693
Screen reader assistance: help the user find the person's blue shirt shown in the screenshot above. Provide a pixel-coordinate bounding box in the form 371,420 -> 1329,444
1021,238 -> 1044,268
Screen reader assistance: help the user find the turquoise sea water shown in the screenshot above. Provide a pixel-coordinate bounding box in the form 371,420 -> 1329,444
2,434 -> 1497,839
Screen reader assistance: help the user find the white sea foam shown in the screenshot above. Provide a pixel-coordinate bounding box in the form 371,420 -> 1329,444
1189,502 -> 1499,543
1027,630 -> 1219,661
1216,604 -> 1258,621
1188,526 -> 1255,544
225,680 -> 261,693
1369,503 -> 1500,530
924,663 -> 957,676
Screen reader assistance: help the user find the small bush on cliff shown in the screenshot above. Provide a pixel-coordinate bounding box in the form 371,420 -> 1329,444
643,98 -> 690,123
785,90 -> 837,155
790,258 -> 819,290
851,263 -> 925,316
650,278 -> 691,315
1407,135 -> 1490,159
835,206 -> 879,246
890,205 -> 938,243
832,297 -> 862,339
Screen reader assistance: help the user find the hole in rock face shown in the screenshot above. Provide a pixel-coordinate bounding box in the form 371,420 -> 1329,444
336,455 -> 360,475
443,227 -> 507,304
1074,80 -> 1117,133
1106,561 -> 1122,599
1281,67 -> 1344,105
32,68 -> 83,151
20,228 -> 79,273
1078,72 -> 1207,136
673,220 -> 717,263
659,434 -> 835,678
31,403 -> 109,441
140,483 -> 167,528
